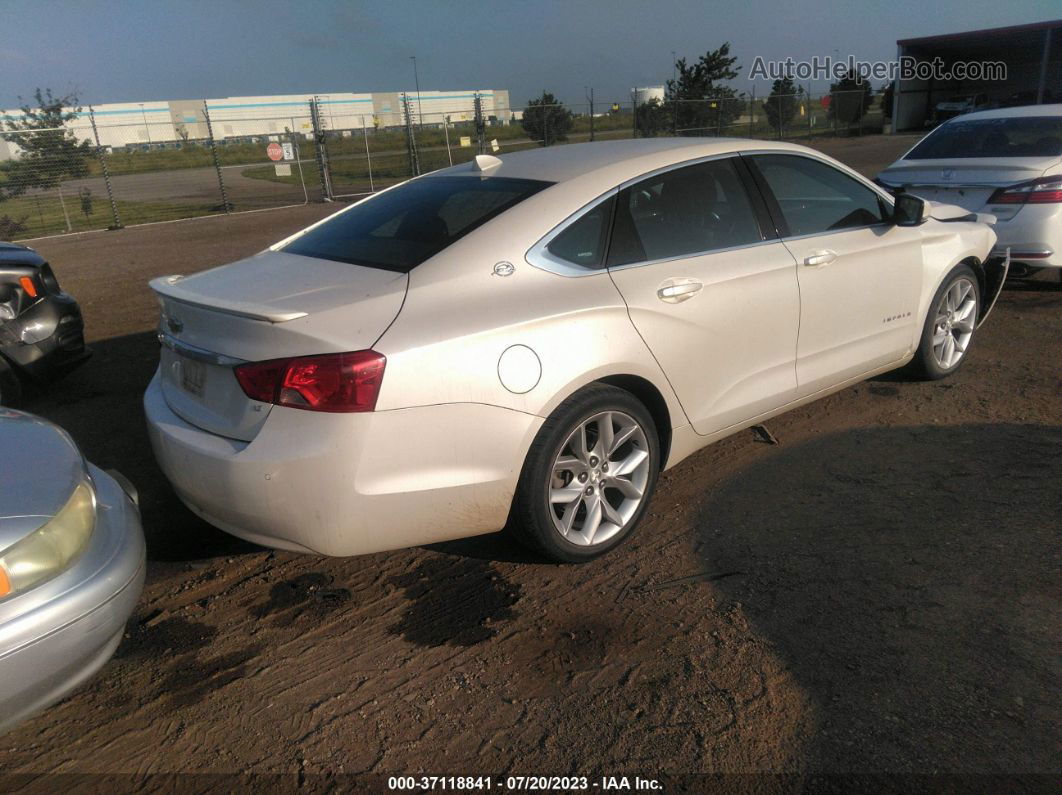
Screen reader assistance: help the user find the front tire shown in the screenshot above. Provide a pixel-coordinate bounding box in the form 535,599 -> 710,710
912,264 -> 980,380
509,383 -> 660,563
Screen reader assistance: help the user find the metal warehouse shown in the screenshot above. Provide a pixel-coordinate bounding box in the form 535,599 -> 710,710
0,89 -> 511,156
893,19 -> 1061,131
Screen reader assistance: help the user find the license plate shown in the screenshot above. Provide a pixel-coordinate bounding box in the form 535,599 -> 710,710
179,356 -> 206,397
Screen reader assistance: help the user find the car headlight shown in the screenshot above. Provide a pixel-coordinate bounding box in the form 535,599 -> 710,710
0,479 -> 96,600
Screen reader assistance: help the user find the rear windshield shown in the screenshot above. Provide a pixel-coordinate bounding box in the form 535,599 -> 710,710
282,176 -> 552,272
906,117 -> 1062,160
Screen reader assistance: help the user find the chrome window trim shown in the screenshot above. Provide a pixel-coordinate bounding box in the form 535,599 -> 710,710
779,222 -> 894,244
606,237 -> 783,273
157,330 -> 247,366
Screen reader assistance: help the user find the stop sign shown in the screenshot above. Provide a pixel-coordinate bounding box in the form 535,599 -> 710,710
266,142 -> 284,161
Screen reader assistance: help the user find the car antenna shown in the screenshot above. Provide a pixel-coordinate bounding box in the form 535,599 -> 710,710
471,154 -> 502,172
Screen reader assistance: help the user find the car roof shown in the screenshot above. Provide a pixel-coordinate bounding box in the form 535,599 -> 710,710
427,137 -> 816,184
948,103 -> 1062,122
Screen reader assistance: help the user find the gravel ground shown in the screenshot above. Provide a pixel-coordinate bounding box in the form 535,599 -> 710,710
1,135 -> 1058,786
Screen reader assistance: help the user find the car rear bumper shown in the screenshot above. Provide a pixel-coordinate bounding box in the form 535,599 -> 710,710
144,370 -> 542,556
0,466 -> 146,734
990,203 -> 1062,268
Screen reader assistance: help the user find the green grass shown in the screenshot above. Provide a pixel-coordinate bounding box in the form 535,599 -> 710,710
0,193 -> 221,239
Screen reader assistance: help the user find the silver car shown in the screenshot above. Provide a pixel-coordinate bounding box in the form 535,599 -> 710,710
0,409 -> 145,733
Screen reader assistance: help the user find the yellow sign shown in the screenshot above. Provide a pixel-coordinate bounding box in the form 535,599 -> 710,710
459,136 -> 472,147
611,103 -> 620,112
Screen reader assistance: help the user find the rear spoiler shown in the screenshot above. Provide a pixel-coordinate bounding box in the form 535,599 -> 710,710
148,275 -> 307,324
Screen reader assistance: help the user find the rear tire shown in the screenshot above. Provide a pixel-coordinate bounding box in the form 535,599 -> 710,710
912,264 -> 980,381
509,383 -> 660,563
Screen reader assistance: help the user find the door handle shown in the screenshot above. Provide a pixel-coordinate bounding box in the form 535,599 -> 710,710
803,250 -> 837,267
657,280 -> 703,303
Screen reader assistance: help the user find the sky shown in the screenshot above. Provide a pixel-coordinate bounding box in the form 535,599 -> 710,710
1,0 -> 1058,111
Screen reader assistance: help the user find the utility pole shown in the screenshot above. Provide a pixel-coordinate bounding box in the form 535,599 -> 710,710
586,87 -> 595,141
410,56 -> 423,128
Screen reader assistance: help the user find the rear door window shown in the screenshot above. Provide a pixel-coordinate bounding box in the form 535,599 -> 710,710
283,176 -> 552,272
607,158 -> 764,267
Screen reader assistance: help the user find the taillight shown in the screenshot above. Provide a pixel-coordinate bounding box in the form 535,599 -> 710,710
234,351 -> 385,413
988,176 -> 1062,205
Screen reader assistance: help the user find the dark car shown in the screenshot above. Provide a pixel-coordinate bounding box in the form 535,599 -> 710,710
0,242 -> 89,404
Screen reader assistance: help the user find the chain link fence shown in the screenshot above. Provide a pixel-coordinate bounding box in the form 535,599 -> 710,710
0,90 -> 884,241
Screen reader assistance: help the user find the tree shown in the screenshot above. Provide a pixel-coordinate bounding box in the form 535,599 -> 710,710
665,43 -> 743,135
521,92 -> 573,146
1,89 -> 92,201
636,98 -> 669,137
828,69 -> 874,128
764,76 -> 803,135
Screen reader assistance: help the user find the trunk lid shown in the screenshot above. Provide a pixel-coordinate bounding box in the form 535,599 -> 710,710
878,156 -> 1060,214
150,250 -> 407,441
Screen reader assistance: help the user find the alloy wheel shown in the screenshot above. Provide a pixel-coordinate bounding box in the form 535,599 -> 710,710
547,410 -> 651,547
932,277 -> 977,370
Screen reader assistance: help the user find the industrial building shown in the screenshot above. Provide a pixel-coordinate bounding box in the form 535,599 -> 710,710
0,89 -> 511,157
893,19 -> 1061,131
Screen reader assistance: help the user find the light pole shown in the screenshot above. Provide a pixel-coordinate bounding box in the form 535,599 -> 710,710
139,102 -> 152,144
410,56 -> 423,127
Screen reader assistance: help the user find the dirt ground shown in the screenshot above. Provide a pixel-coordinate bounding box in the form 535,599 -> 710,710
1,135 -> 1059,787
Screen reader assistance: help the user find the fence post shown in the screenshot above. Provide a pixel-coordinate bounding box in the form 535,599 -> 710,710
473,93 -> 486,154
442,114 -> 452,166
288,118 -> 308,204
361,115 -> 375,192
88,107 -> 122,230
201,102 -> 230,213
632,96 -> 637,138
402,93 -> 421,176
587,88 -> 595,142
807,83 -> 813,139
309,98 -> 333,201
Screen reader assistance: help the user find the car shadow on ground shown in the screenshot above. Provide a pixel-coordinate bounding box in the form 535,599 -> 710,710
17,330 -> 257,562
691,422 -> 1061,773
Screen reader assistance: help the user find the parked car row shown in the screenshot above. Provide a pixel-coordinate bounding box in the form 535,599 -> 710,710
4,109 -> 1042,732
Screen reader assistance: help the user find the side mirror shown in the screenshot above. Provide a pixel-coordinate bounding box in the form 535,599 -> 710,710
893,192 -> 927,226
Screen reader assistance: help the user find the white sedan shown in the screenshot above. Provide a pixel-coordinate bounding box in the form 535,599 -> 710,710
145,139 -> 1005,562
879,104 -> 1062,277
